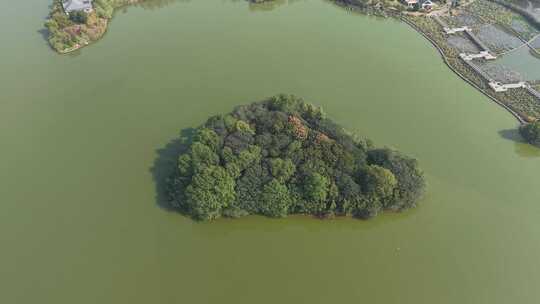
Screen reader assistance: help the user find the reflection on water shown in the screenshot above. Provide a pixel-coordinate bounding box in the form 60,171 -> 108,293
151,128 -> 196,211
514,141 -> 540,157
246,0 -> 299,12
121,0 -> 298,13
136,0 -> 186,10
116,0 -> 185,14
498,128 -> 540,158
186,209 -> 419,240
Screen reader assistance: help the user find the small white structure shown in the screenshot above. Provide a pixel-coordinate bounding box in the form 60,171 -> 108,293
444,26 -> 471,34
402,0 -> 419,9
402,0 -> 434,10
488,81 -> 527,92
421,0 -> 434,10
62,0 -> 93,14
459,51 -> 497,61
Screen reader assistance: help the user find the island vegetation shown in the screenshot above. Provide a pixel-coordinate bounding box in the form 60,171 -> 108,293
519,121 -> 540,146
44,0 -> 146,53
165,95 -> 425,221
46,0 -> 116,53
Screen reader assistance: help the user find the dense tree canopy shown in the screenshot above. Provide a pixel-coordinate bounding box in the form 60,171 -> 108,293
519,121 -> 540,147
166,95 -> 426,221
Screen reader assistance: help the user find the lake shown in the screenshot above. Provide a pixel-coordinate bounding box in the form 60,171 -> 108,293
1,0 -> 540,303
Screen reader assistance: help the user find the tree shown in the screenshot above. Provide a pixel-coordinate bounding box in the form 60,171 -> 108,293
45,19 -> 59,32
259,179 -> 292,217
235,120 -> 255,135
268,94 -> 303,113
190,142 -> 219,173
361,165 -> 397,205
303,172 -> 329,205
177,153 -> 193,177
519,121 -> 540,146
335,172 -> 362,205
236,145 -> 262,171
194,128 -> 220,152
94,0 -> 114,19
269,158 -> 296,182
235,163 -> 270,213
185,166 -> 236,221
224,131 -> 254,154
367,148 -> 425,210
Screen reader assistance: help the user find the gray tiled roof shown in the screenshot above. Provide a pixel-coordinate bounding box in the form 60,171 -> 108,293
62,0 -> 93,13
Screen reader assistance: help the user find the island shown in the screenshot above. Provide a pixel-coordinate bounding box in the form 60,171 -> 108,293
519,121 -> 540,146
165,95 -> 425,221
44,0 -> 141,53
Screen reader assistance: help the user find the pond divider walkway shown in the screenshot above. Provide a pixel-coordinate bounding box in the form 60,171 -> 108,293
499,32 -> 540,57
488,81 -> 527,92
459,51 -> 497,61
464,30 -> 493,56
433,16 -> 497,60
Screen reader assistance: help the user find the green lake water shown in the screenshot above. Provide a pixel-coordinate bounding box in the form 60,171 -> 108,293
2,0 -> 540,303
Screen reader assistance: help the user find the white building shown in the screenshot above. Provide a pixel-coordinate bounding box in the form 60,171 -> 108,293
421,0 -> 434,10
401,0 -> 434,10
402,0 -> 419,8
62,0 -> 94,14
